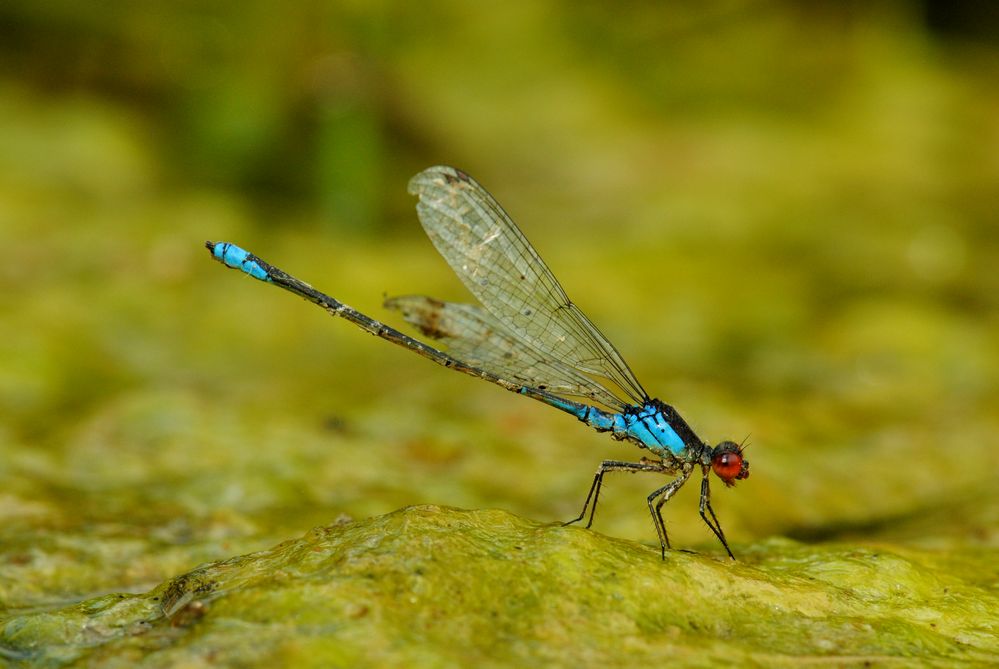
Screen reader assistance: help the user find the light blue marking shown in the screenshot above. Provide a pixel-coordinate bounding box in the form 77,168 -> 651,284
623,404 -> 686,457
525,390 -> 619,431
530,391 -> 574,413
525,390 -> 587,418
585,409 -> 624,433
212,242 -> 271,282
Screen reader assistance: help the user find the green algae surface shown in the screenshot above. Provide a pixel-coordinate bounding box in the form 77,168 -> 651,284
5,506 -> 998,667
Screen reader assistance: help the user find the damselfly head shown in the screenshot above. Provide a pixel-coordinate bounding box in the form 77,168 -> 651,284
710,441 -> 749,487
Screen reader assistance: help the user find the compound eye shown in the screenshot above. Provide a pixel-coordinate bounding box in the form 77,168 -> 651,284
711,442 -> 749,486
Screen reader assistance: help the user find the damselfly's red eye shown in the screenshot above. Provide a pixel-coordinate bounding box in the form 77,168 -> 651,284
711,442 -> 749,487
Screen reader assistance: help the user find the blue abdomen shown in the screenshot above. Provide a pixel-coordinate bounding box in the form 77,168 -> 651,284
211,242 -> 271,282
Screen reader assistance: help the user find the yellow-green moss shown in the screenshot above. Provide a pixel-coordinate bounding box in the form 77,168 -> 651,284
4,506 -> 997,667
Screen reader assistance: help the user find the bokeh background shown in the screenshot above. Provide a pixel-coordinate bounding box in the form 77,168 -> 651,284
1,0 -> 997,612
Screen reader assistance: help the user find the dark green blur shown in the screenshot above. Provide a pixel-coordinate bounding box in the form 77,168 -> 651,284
1,2 -> 997,665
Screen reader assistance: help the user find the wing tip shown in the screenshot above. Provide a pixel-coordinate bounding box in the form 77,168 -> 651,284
408,165 -> 474,196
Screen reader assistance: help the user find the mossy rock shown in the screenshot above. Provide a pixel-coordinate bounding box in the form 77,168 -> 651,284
3,505 -> 996,667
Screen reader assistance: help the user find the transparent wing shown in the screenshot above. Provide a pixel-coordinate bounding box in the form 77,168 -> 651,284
408,166 -> 647,406
384,295 -> 629,411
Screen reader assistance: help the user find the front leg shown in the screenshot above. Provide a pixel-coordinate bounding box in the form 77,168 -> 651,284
563,459 -> 667,529
698,470 -> 735,560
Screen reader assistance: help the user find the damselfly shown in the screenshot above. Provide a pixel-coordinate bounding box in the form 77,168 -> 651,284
207,166 -> 749,559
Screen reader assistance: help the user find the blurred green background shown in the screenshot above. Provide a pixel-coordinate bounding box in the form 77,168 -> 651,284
1,0 -> 997,618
